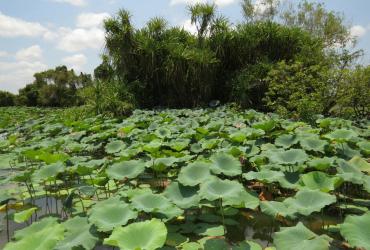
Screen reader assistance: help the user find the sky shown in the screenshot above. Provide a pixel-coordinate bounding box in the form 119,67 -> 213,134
1,0 -> 370,94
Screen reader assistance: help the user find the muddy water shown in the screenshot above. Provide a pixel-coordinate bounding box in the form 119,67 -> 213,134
0,197 -> 62,249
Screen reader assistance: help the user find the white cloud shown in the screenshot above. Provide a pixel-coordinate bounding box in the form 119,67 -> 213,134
0,51 -> 8,57
350,25 -> 367,38
57,27 -> 105,52
62,54 -> 87,72
0,12 -> 48,38
51,0 -> 87,6
15,45 -> 43,62
77,12 -> 110,28
181,19 -> 197,34
170,0 -> 237,7
0,61 -> 48,93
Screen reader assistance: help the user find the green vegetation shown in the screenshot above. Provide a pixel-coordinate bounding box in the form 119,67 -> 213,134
0,106 -> 369,249
0,1 -> 369,249
2,0 -> 369,121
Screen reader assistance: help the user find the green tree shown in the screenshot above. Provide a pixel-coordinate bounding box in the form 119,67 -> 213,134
0,91 -> 15,106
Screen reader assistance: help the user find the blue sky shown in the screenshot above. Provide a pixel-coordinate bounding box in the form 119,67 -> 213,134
1,0 -> 370,93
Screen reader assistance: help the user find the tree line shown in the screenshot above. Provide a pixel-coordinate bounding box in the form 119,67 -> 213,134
1,0 -> 369,120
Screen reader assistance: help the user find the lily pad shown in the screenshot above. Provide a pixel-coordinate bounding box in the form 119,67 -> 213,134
283,189 -> 336,216
300,171 -> 343,192
178,161 -> 212,186
89,196 -> 138,232
210,153 -> 242,176
105,140 -> 125,154
164,182 -> 200,209
106,160 -> 146,180
131,193 -> 173,213
104,218 -> 167,250
4,217 -> 64,250
340,212 -> 370,250
56,216 -> 99,250
200,177 -> 243,201
267,149 -> 308,165
273,222 -> 332,250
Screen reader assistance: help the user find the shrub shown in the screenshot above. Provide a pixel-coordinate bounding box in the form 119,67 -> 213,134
0,91 -> 15,107
264,60 -> 332,121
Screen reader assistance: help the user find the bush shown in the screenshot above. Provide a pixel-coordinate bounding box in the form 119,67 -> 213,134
79,79 -> 134,117
335,66 -> 370,119
264,60 -> 332,121
0,91 -> 15,106
230,62 -> 272,110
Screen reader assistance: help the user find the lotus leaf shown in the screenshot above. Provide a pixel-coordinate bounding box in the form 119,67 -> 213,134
243,169 -> 285,183
131,192 -> 173,212
169,139 -> 190,151
210,153 -> 242,176
299,137 -> 328,152
55,216 -> 98,250
106,160 -> 146,180
89,196 -> 137,232
340,212 -> 370,249
357,141 -> 370,156
260,201 -> 297,219
105,140 -> 125,154
178,161 -> 212,186
267,149 -> 308,165
324,129 -> 358,142
4,217 -> 64,250
104,219 -> 167,250
164,182 -> 200,209
273,222 -> 332,250
307,157 -> 335,171
283,189 -> 336,216
349,156 -> 370,173
232,240 -> 263,250
13,207 -> 37,223
275,134 -> 299,148
200,177 -> 244,201
32,162 -> 65,182
300,171 -> 343,192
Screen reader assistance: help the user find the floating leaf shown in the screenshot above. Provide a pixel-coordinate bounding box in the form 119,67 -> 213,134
13,207 -> 37,223
169,139 -> 190,151
56,216 -> 98,250
273,222 -> 332,250
106,160 -> 146,180
32,162 -> 65,182
210,153 -> 242,176
300,171 -> 343,192
4,217 -> 64,250
89,196 -> 137,232
104,219 -> 167,250
105,140 -> 125,154
267,149 -> 308,165
283,189 -> 336,216
131,193 -> 173,213
164,182 -> 200,209
340,212 -> 370,250
200,177 -> 243,201
307,157 -> 335,171
299,137 -> 328,152
275,134 -> 299,148
178,161 -> 212,186
324,129 -> 358,142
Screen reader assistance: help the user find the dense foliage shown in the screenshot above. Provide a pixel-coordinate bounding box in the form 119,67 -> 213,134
17,65 -> 92,107
0,91 -> 15,107
0,107 -> 369,249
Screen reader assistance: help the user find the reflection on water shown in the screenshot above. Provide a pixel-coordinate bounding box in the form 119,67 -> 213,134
0,196 -> 344,249
0,196 -> 62,249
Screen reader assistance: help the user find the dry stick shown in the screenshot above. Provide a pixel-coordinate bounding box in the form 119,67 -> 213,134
219,198 -> 226,235
6,203 -> 10,242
